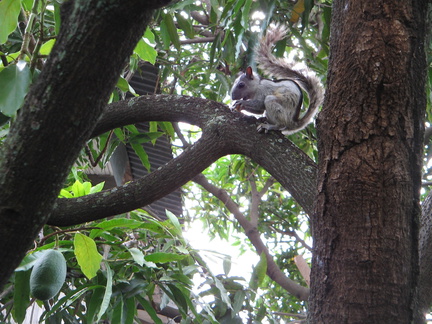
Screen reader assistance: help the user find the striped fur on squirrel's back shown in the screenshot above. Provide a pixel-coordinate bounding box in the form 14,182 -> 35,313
255,24 -> 324,126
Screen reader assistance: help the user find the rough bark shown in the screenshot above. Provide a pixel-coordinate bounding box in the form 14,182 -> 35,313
47,95 -> 317,226
417,191 -> 432,322
310,1 -> 427,323
0,0 -> 169,289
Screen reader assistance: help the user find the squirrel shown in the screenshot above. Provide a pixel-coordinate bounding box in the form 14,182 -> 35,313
230,24 -> 324,135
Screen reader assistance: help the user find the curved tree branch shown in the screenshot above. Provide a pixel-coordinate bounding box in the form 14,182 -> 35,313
192,173 -> 310,301
48,95 -> 317,226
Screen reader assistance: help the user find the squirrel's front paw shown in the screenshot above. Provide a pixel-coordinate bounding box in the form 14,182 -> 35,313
257,122 -> 270,133
230,100 -> 244,112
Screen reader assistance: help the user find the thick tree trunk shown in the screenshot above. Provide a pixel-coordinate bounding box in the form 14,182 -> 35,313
416,188 -> 432,322
310,1 -> 427,323
0,0 -> 169,289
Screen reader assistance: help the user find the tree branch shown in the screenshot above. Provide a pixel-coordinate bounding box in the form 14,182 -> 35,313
47,95 -> 318,226
192,173 -> 310,301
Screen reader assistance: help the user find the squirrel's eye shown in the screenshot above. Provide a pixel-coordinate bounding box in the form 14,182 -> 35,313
237,82 -> 245,89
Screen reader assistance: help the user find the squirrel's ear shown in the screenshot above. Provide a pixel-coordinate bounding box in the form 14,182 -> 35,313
245,66 -> 254,79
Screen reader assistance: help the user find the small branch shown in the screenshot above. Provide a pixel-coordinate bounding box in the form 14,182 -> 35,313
272,311 -> 307,319
0,285 -> 13,299
260,177 -> 276,196
190,11 -> 209,25
85,130 -> 114,167
192,173 -> 310,301
249,176 -> 275,227
172,122 -> 190,148
249,176 -> 261,227
17,1 -> 40,61
180,36 -> 215,45
39,226 -> 102,245
0,53 -> 8,66
270,226 -> 312,251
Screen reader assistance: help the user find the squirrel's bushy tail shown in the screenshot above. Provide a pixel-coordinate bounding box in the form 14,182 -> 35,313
256,24 -> 324,125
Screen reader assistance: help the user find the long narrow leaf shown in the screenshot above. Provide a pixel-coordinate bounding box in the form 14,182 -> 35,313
86,287 -> 105,323
162,13 -> 180,51
130,141 -> 151,172
124,297 -> 136,324
96,262 -> 113,322
165,210 -> 183,236
12,270 -> 31,324
135,295 -> 163,324
41,284 -> 103,321
112,296 -> 124,324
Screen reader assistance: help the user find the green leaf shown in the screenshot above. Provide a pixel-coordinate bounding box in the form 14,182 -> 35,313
144,252 -> 186,263
130,132 -> 164,144
73,233 -> 102,279
134,37 -> 157,64
112,296 -> 124,324
89,181 -> 105,194
241,0 -> 253,28
170,273 -> 194,288
89,218 -> 144,239
12,270 -> 31,324
83,181 -> 92,194
159,19 -> 171,50
86,288 -> 105,323
0,112 -> 10,126
139,222 -> 165,234
21,0 -> 33,11
0,61 -> 31,116
71,180 -> 84,196
223,256 -> 231,276
165,210 -> 182,236
135,295 -> 163,324
232,290 -> 246,315
39,39 -> 56,56
158,121 -> 175,139
15,251 -> 41,271
124,297 -> 136,324
130,141 -> 151,172
116,76 -> 130,92
213,276 -> 232,308
0,0 -> 21,44
59,189 -> 73,198
128,247 -> 145,266
209,32 -> 221,68
175,13 -> 195,39
166,284 -> 189,314
249,252 -> 267,292
42,284 -> 102,321
97,262 -> 113,322
162,13 -> 181,51
144,27 -> 155,43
